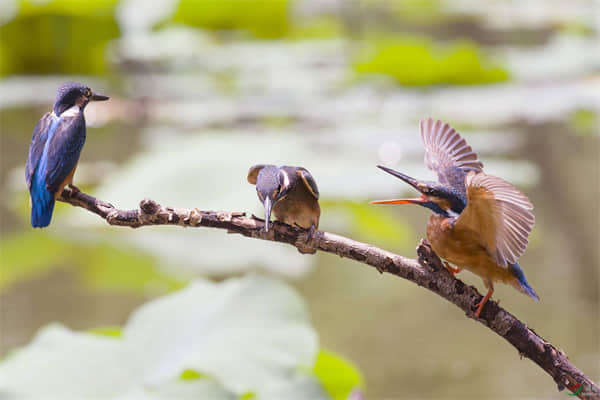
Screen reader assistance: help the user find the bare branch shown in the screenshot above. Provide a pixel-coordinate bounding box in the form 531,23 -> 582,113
58,189 -> 599,399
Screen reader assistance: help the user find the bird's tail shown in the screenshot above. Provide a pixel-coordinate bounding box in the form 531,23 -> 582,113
509,262 -> 539,301
29,167 -> 54,228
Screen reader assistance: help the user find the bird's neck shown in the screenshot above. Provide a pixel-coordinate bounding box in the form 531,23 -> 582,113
54,104 -> 81,117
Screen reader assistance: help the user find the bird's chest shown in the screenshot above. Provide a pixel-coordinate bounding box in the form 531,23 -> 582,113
273,188 -> 320,229
426,215 -> 486,268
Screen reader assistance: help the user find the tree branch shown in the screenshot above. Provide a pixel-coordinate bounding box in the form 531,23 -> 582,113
58,190 -> 599,399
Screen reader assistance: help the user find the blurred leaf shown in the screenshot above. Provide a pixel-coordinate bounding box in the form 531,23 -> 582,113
0,0 -> 120,76
0,230 -> 184,293
355,36 -> 509,86
0,276 -> 325,399
88,325 -> 122,337
313,350 -> 364,400
288,17 -> 344,40
171,0 -> 290,39
179,369 -> 209,381
123,275 -> 318,395
570,109 -> 597,137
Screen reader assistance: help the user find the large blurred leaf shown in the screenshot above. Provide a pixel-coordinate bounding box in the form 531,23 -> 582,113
0,275 -> 328,399
0,0 -> 119,76
314,350 -> 364,400
171,0 -> 290,39
355,36 -> 509,86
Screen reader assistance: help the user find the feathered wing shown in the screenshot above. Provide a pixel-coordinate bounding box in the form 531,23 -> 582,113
25,112 -> 54,189
296,168 -> 319,199
420,118 -> 483,192
45,112 -> 86,193
455,172 -> 535,267
247,164 -> 269,185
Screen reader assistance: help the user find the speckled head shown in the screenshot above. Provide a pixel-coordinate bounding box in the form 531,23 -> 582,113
255,165 -> 290,231
53,82 -> 109,116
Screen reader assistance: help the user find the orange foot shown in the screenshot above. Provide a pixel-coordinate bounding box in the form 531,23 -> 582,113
444,261 -> 462,276
474,287 -> 494,318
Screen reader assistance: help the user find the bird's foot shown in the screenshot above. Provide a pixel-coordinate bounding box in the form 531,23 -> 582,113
296,224 -> 318,254
474,288 -> 494,318
444,261 -> 462,277
69,183 -> 81,196
65,184 -> 81,198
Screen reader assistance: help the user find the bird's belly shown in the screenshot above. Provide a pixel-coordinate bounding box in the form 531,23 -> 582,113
426,216 -> 514,285
273,194 -> 320,229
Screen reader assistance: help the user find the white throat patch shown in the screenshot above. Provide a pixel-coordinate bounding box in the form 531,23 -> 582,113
61,105 -> 80,118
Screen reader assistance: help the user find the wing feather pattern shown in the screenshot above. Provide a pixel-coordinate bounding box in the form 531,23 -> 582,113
420,118 -> 483,192
25,112 -> 54,189
456,172 -> 534,267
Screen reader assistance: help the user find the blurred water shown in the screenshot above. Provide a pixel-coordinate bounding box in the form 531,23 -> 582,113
1,1 -> 599,399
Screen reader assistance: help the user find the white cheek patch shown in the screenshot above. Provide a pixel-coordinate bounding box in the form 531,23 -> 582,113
61,105 -> 80,118
280,169 -> 290,187
446,209 -> 460,218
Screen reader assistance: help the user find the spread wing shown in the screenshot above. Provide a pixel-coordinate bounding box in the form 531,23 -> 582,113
247,164 -> 269,185
455,172 -> 534,267
25,112 -> 54,189
420,118 -> 483,193
45,112 -> 86,193
296,168 -> 319,199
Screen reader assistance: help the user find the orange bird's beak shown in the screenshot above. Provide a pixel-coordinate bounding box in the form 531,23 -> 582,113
370,195 -> 427,205
371,165 -> 429,205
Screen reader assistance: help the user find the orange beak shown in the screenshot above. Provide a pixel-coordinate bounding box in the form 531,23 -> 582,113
371,165 -> 429,205
370,194 -> 428,205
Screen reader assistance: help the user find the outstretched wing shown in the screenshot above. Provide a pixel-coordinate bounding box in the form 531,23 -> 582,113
420,118 -> 483,193
247,164 -> 269,185
296,167 -> 319,199
25,112 -> 54,189
45,111 -> 86,193
455,172 -> 534,267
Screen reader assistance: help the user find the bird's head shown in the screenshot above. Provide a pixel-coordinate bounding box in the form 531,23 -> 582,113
54,82 -> 109,116
255,165 -> 291,231
371,165 -> 466,218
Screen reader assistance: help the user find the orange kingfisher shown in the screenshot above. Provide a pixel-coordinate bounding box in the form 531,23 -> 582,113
25,82 -> 109,228
371,118 -> 539,317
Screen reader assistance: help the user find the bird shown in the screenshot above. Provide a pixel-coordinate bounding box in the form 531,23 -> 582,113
247,164 -> 320,240
371,118 -> 538,317
25,82 -> 109,228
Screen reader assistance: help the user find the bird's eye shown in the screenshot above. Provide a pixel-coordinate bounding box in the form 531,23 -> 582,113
85,88 -> 92,97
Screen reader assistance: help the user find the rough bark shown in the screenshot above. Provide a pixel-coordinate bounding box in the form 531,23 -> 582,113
57,189 -> 599,399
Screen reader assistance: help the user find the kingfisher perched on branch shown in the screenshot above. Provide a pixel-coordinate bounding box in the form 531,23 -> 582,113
25,82 -> 109,228
248,164 -> 320,235
371,118 -> 538,317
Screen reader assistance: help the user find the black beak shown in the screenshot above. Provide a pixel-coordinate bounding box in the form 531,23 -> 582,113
91,92 -> 109,101
376,165 -> 423,191
371,165 -> 429,205
263,197 -> 273,232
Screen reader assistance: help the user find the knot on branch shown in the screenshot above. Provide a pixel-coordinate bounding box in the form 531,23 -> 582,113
140,199 -> 159,215
416,240 -> 444,271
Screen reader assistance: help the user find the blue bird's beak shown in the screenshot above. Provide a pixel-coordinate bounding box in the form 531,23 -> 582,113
371,165 -> 428,205
91,92 -> 109,101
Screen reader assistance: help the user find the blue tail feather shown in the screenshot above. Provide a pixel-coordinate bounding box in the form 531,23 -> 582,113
509,262 -> 539,301
30,162 -> 54,228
